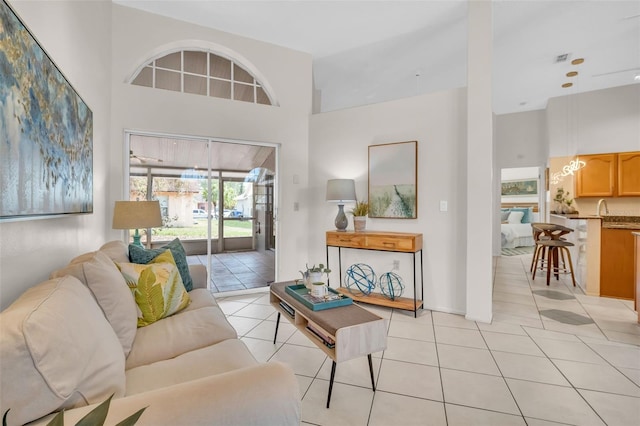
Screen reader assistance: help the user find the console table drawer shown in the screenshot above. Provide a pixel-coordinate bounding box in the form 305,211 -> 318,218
326,233 -> 365,248
365,235 -> 418,252
326,231 -> 422,253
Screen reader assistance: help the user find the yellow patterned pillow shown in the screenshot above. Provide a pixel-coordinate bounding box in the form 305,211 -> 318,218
117,250 -> 191,327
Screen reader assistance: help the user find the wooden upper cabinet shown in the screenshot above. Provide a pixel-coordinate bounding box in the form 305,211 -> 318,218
575,153 -> 617,197
617,151 -> 640,196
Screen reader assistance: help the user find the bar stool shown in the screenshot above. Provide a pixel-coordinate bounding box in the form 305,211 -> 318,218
530,223 -> 576,287
529,223 -> 550,273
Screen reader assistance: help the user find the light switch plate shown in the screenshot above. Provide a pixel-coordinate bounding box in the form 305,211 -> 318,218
439,201 -> 448,212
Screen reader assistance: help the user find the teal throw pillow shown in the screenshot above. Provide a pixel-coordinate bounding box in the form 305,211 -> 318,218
129,238 -> 194,292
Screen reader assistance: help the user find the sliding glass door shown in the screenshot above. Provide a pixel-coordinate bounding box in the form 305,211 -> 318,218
126,132 -> 277,293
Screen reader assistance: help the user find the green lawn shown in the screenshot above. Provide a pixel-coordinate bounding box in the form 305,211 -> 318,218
152,219 -> 253,241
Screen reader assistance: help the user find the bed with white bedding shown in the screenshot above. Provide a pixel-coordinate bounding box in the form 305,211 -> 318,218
501,222 -> 534,248
500,206 -> 536,248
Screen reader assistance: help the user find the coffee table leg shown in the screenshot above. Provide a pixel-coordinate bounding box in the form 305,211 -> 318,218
273,312 -> 281,344
327,361 -> 337,408
368,354 -> 376,391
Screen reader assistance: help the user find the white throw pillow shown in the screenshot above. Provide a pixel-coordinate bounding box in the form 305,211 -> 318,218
0,276 -> 125,426
507,211 -> 525,224
50,250 -> 137,356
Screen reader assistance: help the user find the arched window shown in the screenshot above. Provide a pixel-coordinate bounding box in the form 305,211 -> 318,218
130,49 -> 273,105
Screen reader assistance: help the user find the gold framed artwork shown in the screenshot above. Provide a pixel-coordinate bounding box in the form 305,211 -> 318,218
368,141 -> 417,219
501,179 -> 538,197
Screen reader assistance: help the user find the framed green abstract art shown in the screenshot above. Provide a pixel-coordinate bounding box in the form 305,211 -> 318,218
368,141 -> 417,219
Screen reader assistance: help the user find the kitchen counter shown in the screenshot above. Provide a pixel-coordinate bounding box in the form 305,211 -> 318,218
601,215 -> 640,230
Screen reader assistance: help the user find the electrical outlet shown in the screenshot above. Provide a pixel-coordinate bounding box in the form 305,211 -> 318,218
393,260 -> 400,270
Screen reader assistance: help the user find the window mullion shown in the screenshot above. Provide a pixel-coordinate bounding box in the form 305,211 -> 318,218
181,51 -> 184,93
230,62 -> 235,100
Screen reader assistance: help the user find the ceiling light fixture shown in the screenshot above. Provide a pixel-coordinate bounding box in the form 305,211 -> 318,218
571,58 -> 584,65
635,73 -> 640,81
562,83 -> 573,88
566,71 -> 578,77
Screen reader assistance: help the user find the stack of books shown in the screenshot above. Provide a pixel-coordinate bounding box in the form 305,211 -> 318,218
305,320 -> 335,349
279,300 -> 295,317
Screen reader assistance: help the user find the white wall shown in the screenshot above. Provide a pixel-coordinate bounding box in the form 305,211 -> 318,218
547,84 -> 640,157
0,2 -> 313,310
309,88 -> 469,314
0,0 -> 112,310
108,5 -> 313,285
495,110 -> 548,169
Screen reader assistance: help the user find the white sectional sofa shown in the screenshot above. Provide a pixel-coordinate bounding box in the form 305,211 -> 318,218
0,240 -> 300,426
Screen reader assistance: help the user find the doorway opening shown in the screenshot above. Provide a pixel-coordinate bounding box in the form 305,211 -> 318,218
499,166 -> 542,256
126,132 -> 277,293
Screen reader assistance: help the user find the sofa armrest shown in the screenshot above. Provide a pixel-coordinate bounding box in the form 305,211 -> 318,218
27,362 -> 300,426
188,264 -> 207,289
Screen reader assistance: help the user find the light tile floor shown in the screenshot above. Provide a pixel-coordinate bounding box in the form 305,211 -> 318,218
188,250 -> 274,293
217,254 -> 640,425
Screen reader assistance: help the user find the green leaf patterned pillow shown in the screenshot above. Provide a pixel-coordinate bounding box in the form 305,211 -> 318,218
117,250 -> 191,327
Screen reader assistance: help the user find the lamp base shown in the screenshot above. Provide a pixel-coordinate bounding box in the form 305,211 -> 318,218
132,229 -> 144,248
335,204 -> 348,232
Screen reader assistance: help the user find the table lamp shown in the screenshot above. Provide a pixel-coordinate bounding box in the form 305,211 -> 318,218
326,179 -> 356,231
112,201 -> 163,248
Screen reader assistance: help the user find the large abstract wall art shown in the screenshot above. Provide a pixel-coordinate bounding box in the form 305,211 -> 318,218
0,0 -> 93,220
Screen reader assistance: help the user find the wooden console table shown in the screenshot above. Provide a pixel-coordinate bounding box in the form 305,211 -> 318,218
326,231 -> 424,317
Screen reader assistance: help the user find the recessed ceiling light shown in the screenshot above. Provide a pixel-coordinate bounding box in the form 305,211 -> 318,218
566,71 -> 578,77
562,83 -> 573,88
571,58 -> 584,65
635,73 -> 640,81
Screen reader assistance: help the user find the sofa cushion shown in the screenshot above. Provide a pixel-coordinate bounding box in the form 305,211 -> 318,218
125,339 -> 258,395
125,305 -> 237,369
99,240 -> 130,263
128,238 -> 194,291
117,250 -> 191,327
181,288 -> 219,312
50,250 -> 138,356
0,276 -> 125,426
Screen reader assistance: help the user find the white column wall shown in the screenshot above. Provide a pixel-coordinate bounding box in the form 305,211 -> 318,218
465,0 -> 493,323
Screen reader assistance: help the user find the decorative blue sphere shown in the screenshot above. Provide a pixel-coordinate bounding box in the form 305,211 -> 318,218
379,272 -> 405,300
345,263 -> 377,295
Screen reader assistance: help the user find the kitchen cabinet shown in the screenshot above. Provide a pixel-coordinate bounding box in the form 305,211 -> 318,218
634,232 -> 639,322
618,152 -> 640,196
600,228 -> 635,300
576,151 -> 640,197
575,153 -> 616,197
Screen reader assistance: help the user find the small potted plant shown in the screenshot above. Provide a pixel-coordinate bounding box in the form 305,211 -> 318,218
299,264 -> 331,289
350,201 -> 369,232
553,187 -> 576,214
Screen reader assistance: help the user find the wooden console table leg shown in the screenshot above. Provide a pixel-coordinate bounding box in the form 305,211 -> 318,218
327,361 -> 337,408
273,312 -> 281,344
368,354 -> 376,391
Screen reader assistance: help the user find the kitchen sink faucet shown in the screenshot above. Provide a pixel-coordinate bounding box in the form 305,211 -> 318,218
597,199 -> 609,216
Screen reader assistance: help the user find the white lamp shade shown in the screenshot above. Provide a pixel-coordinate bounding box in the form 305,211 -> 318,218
112,201 -> 163,230
326,179 -> 356,203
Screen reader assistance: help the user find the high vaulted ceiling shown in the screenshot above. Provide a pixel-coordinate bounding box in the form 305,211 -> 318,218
115,1 -> 640,115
